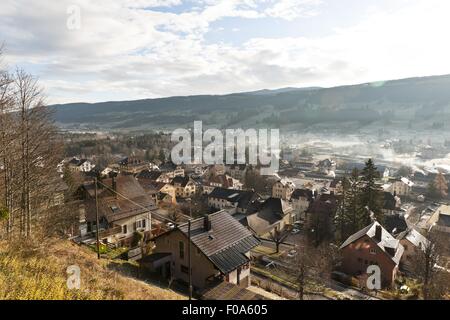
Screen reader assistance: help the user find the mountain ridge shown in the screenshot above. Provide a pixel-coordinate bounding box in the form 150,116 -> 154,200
51,74 -> 450,132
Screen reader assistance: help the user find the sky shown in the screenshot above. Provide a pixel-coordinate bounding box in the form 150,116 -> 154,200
1,0 -> 450,104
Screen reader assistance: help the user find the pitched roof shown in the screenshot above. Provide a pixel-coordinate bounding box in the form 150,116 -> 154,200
136,170 -> 162,181
246,198 -> 292,235
291,188 -> 314,201
384,214 -> 409,235
208,187 -> 257,209
205,174 -> 236,188
83,175 -> 155,223
340,222 -> 404,265
171,176 -> 191,187
177,210 -> 260,274
306,193 -> 337,215
397,228 -> 429,249
68,157 -> 90,167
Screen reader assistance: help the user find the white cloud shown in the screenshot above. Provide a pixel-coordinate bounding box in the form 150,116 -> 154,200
1,0 -> 450,104
265,0 -> 323,21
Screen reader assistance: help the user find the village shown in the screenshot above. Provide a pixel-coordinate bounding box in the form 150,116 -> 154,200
52,137 -> 450,301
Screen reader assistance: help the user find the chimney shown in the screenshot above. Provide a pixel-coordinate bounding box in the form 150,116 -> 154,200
375,224 -> 382,242
112,175 -> 117,199
204,215 -> 212,231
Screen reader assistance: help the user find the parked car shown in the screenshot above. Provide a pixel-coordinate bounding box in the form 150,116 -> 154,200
291,228 -> 300,235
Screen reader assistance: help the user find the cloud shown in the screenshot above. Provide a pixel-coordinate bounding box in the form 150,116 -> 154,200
1,0 -> 450,104
265,0 -> 323,21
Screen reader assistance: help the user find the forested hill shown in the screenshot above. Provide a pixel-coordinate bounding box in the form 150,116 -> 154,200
51,74 -> 450,132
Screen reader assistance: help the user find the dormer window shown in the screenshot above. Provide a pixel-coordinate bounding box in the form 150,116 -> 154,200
110,205 -> 120,213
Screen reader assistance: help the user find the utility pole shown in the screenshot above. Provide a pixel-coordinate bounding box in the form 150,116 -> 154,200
94,177 -> 100,260
188,219 -> 192,300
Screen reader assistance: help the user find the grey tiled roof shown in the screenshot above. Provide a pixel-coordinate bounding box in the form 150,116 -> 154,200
208,187 -> 257,209
178,210 -> 260,273
340,221 -> 404,265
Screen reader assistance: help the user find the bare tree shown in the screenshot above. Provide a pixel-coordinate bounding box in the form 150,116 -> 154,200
412,230 -> 449,299
0,52 -> 63,240
269,228 -> 289,253
283,236 -> 336,300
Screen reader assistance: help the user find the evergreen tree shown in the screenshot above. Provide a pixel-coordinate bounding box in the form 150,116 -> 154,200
158,148 -> 166,163
337,168 -> 367,240
360,159 -> 384,225
335,175 -> 350,243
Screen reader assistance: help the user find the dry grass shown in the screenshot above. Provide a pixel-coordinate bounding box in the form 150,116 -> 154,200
0,239 -> 186,300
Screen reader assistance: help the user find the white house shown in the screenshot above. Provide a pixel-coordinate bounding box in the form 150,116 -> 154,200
389,177 -> 414,197
272,179 -> 295,201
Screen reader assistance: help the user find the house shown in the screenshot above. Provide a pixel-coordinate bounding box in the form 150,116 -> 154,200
339,222 -> 404,288
227,164 -> 248,180
81,175 -> 155,247
427,204 -> 450,234
389,177 -> 414,197
68,157 -> 95,173
290,189 -> 314,222
397,228 -> 429,273
171,176 -> 197,198
136,169 -> 172,184
382,192 -> 403,215
208,188 -> 259,214
118,157 -> 150,174
159,161 -> 185,178
329,179 -> 343,195
88,166 -> 115,178
138,180 -> 177,205
185,164 -> 209,177
383,213 -> 409,236
207,164 -> 226,177
202,174 -> 243,195
317,159 -> 336,175
272,179 -> 295,201
143,210 -> 260,292
245,197 -> 293,237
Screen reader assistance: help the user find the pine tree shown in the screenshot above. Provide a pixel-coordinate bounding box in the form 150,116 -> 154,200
360,159 -> 384,225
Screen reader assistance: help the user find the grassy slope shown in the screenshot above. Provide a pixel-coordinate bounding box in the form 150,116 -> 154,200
0,239 -> 185,300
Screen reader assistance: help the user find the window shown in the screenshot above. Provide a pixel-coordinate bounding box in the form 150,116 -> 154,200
179,241 -> 185,259
122,224 -> 127,234
136,219 -> 146,229
369,248 -> 376,255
